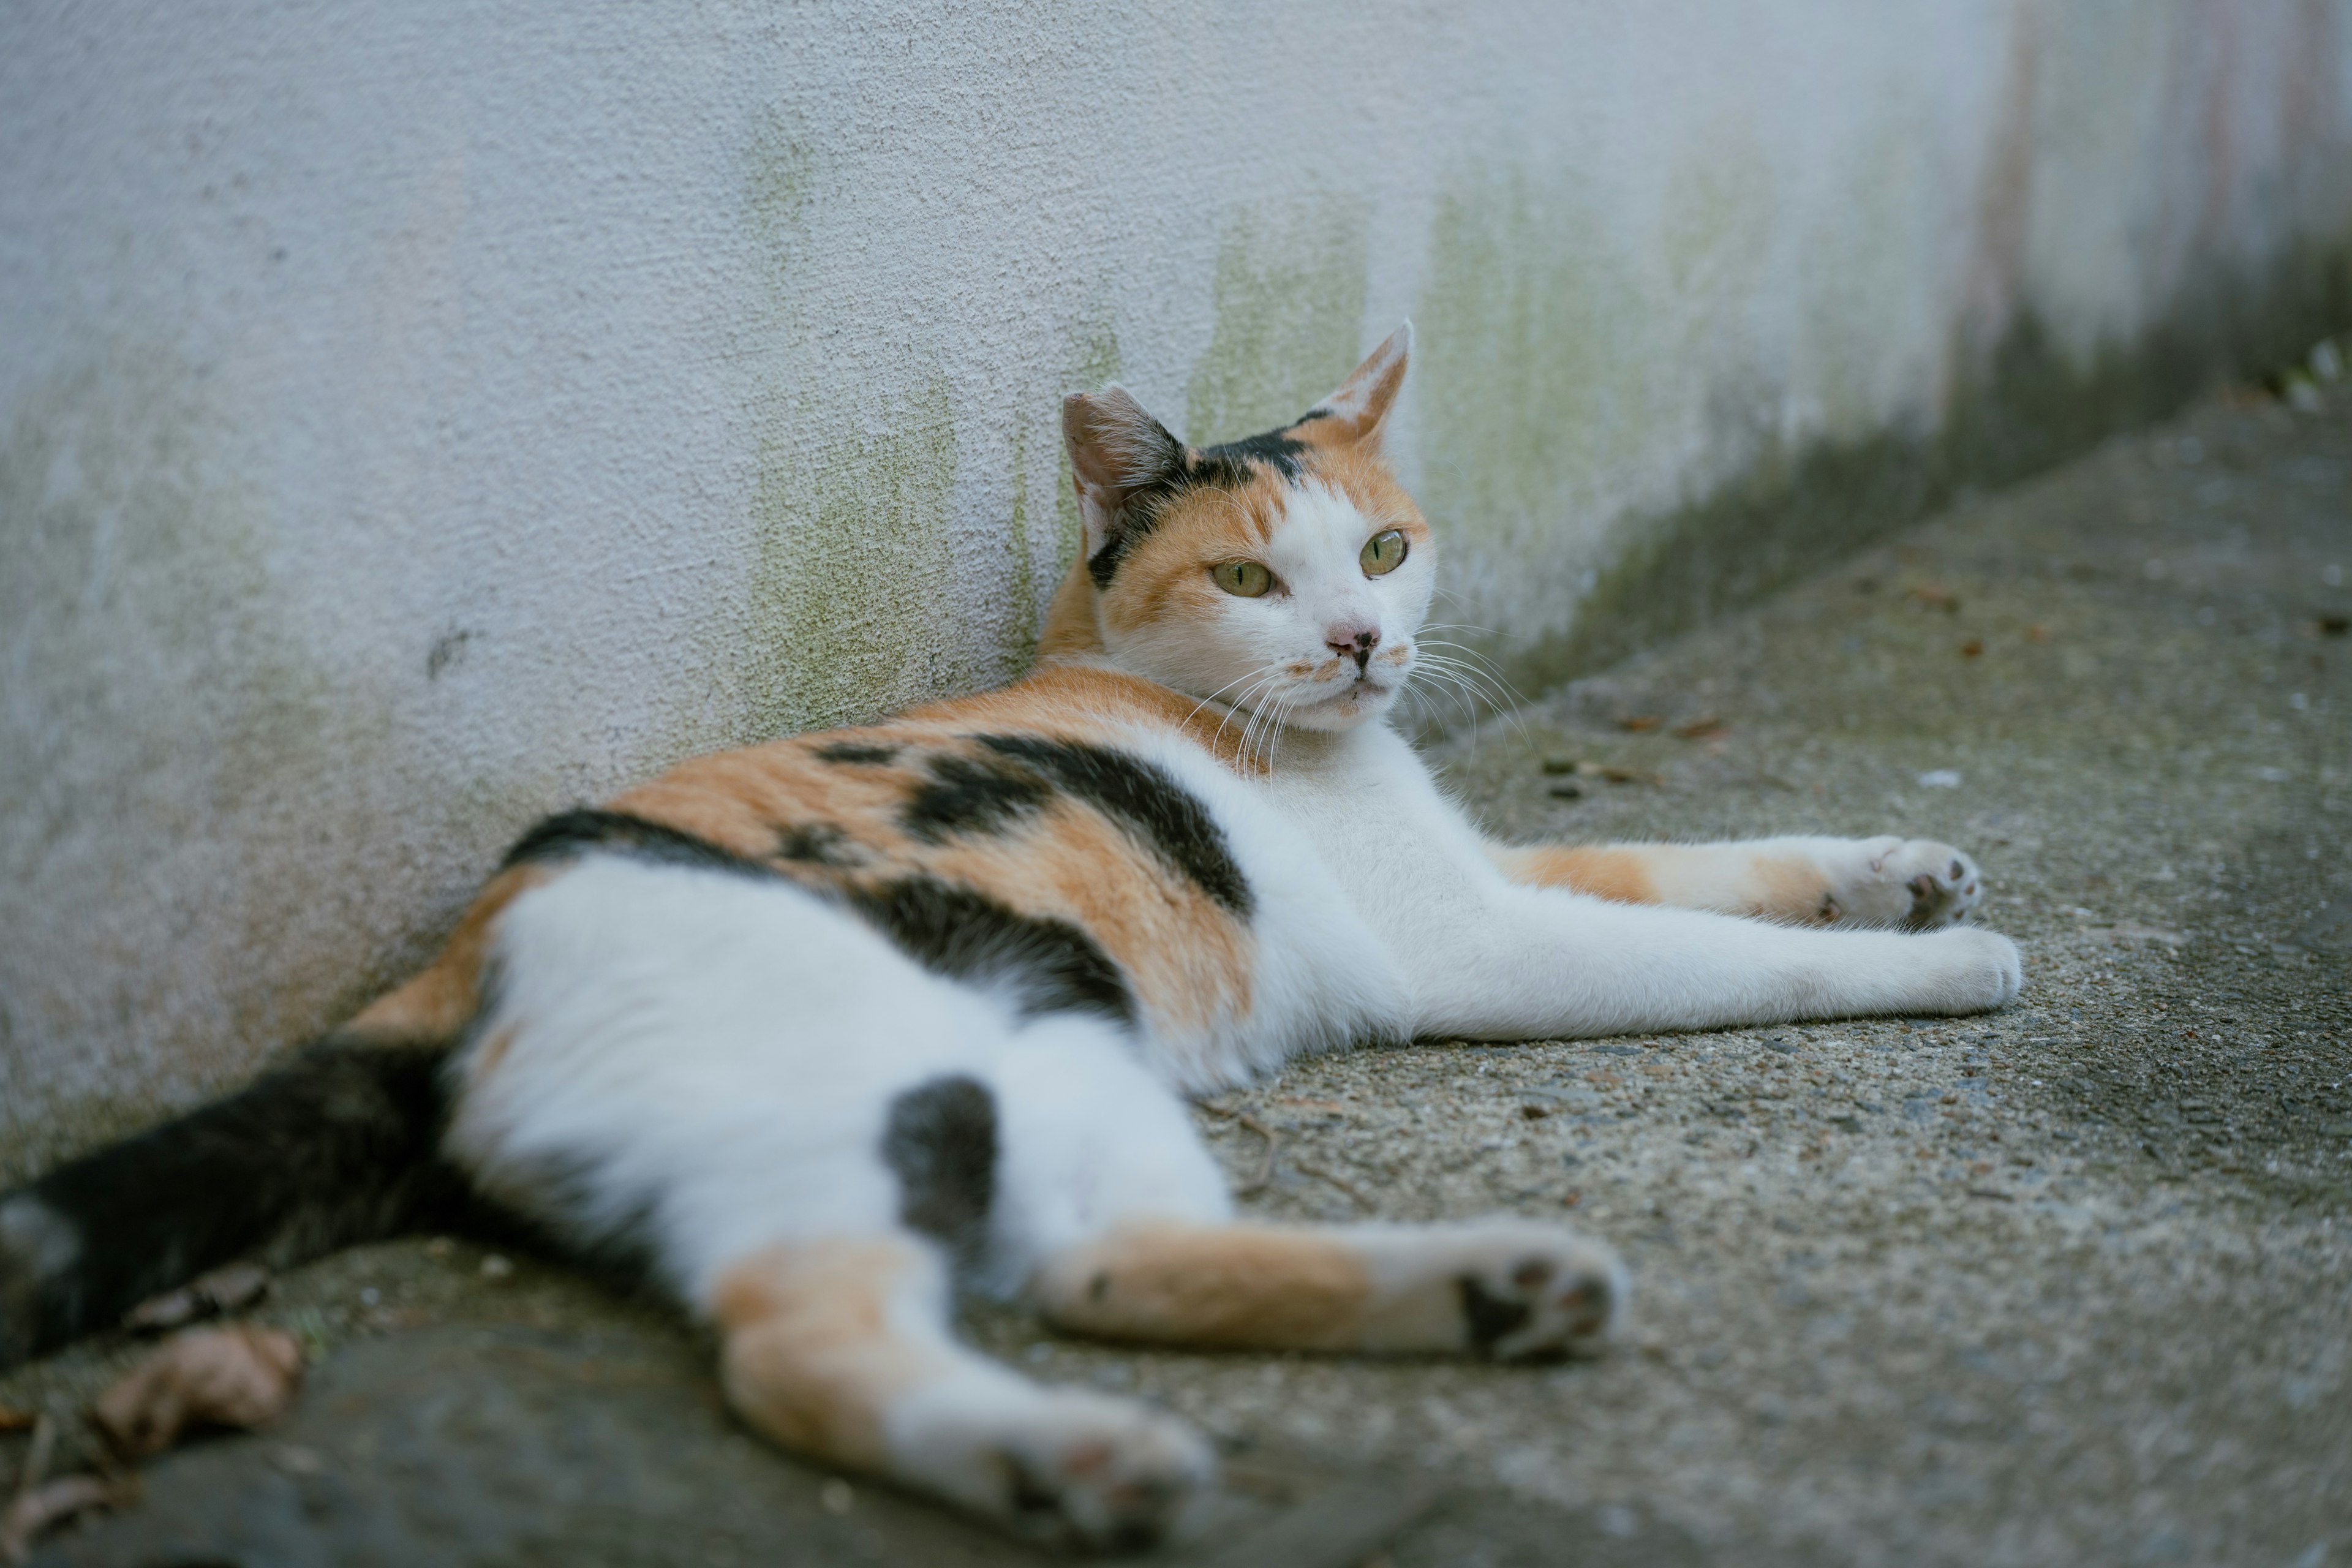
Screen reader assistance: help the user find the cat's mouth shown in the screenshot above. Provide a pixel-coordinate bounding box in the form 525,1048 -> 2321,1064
1292,666 -> 1403,714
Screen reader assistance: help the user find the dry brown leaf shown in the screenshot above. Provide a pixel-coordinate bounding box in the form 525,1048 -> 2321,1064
123,1261 -> 271,1333
90,1324 -> 304,1458
0,1474 -> 129,1564
1671,714 -> 1727,739
1616,715 -> 1662,732
0,1409 -> 32,1433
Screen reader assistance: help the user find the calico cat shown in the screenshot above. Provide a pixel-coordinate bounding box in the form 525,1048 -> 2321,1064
0,325 -> 2017,1550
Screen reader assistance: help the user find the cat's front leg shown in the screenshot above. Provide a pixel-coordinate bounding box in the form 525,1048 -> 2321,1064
1411,886 -> 2021,1040
1488,834 -> 1985,929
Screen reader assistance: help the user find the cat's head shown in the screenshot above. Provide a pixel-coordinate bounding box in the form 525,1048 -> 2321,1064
1044,325 -> 1431,734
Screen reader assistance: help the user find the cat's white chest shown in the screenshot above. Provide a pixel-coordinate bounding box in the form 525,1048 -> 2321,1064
1243,726 -> 1501,1020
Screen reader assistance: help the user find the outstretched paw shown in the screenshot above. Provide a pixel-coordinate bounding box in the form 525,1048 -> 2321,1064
1830,837 -> 1983,929
1362,1221 -> 1627,1361
1453,1224 -> 1626,1360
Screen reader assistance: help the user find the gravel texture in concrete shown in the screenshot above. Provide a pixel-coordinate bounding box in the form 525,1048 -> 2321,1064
4,375 -> 2348,1566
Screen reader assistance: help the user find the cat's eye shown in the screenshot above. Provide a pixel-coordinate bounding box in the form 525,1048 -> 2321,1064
1360,529 -> 1408,577
1213,560 -> 1273,598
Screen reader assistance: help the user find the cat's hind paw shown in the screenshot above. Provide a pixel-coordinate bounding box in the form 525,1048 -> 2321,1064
1362,1221 -> 1627,1361
895,1380 -> 1215,1552
1830,837 -> 1983,929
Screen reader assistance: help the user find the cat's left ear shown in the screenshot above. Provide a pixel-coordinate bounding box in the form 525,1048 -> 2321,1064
1305,322 -> 1412,447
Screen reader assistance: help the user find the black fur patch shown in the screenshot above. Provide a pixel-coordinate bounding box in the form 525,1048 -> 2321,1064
1087,423 -> 1311,590
901,752 -> 1054,844
0,1039 -> 470,1368
814,741 -> 899,765
974,734 -> 1253,916
1457,1275 -> 1532,1354
500,809 -> 1131,1023
503,808 -> 775,881
1197,427 -> 1310,477
774,821 -> 860,868
844,877 -> 1135,1023
881,1075 -> 997,1270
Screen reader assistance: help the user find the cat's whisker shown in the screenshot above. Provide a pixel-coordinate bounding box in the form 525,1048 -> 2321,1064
1409,641 -> 1533,744
1404,660 -> 1486,731
1184,663 -> 1288,739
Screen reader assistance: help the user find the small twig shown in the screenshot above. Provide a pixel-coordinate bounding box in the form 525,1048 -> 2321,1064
1234,1114 -> 1279,1195
1196,1101 -> 1281,1195
1292,1156 -> 1372,1208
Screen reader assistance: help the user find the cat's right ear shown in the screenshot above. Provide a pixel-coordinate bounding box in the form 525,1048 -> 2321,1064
1062,387 -> 1185,559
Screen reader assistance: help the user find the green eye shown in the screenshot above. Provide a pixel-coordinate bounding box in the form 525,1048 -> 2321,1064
1213,560 -> 1273,598
1360,529 -> 1408,576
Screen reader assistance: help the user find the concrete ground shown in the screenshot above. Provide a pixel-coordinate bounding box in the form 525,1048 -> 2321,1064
6,372 -> 2349,1567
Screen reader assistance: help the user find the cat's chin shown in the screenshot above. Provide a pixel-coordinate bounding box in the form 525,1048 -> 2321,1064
1283,681 -> 1400,732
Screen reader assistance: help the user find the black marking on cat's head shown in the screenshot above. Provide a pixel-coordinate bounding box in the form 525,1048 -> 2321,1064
902,752 -> 1055,845
814,741 -> 899,766
844,876 -> 1135,1023
972,734 -> 1253,916
1196,426 -> 1310,478
1083,425 -> 1314,592
1457,1275 -> 1532,1354
774,821 -> 861,869
881,1075 -> 998,1272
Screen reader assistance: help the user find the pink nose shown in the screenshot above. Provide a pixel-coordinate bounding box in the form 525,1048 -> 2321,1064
1327,627 -> 1380,671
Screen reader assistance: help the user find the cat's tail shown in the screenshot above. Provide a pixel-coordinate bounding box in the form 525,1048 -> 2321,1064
0,1033 -> 470,1370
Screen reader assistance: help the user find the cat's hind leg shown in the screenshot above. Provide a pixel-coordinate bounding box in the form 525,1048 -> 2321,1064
983,1017 -> 1625,1362
712,1231 -> 1212,1551
1488,834 -> 1983,929
1031,1216 -> 1624,1361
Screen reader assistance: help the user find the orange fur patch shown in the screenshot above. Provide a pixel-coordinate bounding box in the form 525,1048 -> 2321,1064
1749,853 -> 1838,922
712,1238 -> 948,1471
346,865 -> 550,1043
1033,1221 -> 1372,1351
1487,845 -> 1660,906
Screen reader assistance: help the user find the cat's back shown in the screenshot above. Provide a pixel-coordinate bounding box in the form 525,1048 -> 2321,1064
359,661 -> 1403,1091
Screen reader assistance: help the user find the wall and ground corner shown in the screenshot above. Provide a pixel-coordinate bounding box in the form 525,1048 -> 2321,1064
3,1 -> 2350,1164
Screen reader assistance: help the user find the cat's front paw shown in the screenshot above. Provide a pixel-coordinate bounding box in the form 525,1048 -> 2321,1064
1830,837 -> 1983,929
1922,926 -> 2024,1011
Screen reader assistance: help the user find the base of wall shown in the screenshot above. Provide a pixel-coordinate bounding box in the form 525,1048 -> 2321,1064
1514,235 -> 2352,696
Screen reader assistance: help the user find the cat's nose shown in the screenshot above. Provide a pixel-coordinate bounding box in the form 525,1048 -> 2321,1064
1327,626 -> 1380,671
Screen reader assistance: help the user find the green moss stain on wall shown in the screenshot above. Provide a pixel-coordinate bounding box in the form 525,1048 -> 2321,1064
1185,197 -> 1370,445
1415,168 -> 1645,595
740,127 -> 972,735
748,368 -> 967,736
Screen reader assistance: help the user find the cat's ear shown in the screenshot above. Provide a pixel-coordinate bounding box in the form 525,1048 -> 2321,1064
1306,322 -> 1412,447
1061,386 -> 1185,554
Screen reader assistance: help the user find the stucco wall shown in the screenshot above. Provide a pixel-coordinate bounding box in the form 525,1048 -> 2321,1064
5,0 -> 2350,1159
